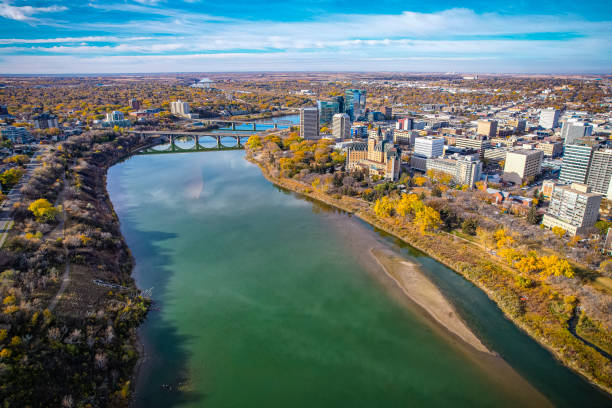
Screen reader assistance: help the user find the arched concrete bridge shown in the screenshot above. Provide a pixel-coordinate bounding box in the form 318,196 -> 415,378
128,130 -> 271,154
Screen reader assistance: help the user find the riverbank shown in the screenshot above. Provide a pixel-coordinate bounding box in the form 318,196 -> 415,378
246,152 -> 612,397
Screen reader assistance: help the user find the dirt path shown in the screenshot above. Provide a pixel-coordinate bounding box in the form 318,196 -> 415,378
48,174 -> 70,311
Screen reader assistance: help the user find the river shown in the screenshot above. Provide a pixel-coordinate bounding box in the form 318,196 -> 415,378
107,140 -> 611,407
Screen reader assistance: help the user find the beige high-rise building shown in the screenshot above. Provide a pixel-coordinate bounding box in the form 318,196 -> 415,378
542,183 -> 601,236
507,119 -> 526,133
477,120 -> 498,138
455,137 -> 491,151
536,142 -> 563,158
502,148 -> 543,185
332,113 -> 350,140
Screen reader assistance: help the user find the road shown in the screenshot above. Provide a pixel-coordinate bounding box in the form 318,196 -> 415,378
0,148 -> 45,247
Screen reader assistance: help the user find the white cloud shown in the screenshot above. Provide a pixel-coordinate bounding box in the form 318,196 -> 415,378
0,1 -> 66,21
0,36 -> 154,44
0,7 -> 609,73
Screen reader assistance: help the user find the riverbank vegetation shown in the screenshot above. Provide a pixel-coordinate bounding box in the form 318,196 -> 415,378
0,130 -> 154,407
246,132 -> 612,395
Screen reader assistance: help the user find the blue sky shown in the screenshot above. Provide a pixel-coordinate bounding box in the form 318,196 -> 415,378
0,0 -> 610,74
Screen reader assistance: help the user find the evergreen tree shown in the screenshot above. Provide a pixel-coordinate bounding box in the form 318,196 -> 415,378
526,206 -> 541,225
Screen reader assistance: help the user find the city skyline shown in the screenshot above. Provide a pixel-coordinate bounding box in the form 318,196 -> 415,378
0,0 -> 611,74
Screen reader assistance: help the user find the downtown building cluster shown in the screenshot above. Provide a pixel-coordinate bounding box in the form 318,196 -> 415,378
298,89 -> 612,238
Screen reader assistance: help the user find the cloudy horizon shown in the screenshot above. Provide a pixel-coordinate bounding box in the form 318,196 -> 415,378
0,0 -> 610,74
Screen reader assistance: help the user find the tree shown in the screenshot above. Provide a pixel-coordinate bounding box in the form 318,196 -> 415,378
373,196 -> 394,217
540,255 -> 574,278
567,235 -> 581,247
515,251 -> 542,273
246,135 -> 262,150
498,247 -> 521,263
461,218 -> 478,235
395,193 -> 420,217
526,206 -> 541,225
414,206 -> 442,234
412,176 -> 427,187
0,168 -> 24,192
431,185 -> 442,197
494,228 -> 514,248
551,226 -> 566,238
3,155 -> 29,165
595,220 -> 612,236
28,198 -> 60,223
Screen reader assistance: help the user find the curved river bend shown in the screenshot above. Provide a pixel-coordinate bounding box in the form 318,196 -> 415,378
107,149 -> 612,408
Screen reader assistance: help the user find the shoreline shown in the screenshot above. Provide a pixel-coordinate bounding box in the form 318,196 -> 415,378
369,247 -> 492,355
245,152 -> 612,397
369,249 -> 554,408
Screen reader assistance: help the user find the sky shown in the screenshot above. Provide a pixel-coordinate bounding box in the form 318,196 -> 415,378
0,0 -> 610,74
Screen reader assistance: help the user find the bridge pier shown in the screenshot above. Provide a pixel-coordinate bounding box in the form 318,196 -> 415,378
236,136 -> 241,147
231,122 -> 236,130
195,135 -> 200,150
273,123 -> 278,129
216,136 -> 221,149
252,123 -> 256,131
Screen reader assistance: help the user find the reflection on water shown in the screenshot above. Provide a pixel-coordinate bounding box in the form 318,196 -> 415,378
107,150 -> 612,408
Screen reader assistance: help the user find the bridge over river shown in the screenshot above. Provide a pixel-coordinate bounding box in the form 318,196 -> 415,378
202,118 -> 294,131
129,129 -> 275,154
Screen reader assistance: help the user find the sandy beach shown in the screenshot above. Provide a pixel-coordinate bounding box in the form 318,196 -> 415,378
371,247 -> 492,354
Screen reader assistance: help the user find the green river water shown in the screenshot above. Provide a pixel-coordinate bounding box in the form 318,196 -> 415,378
107,149 -> 612,408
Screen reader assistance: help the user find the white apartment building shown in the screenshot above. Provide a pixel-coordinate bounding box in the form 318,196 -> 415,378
426,155 -> 482,187
539,108 -> 560,129
542,183 -> 602,236
170,100 -> 190,116
332,113 -> 350,140
105,111 -> 124,122
502,148 -> 543,185
414,136 -> 444,158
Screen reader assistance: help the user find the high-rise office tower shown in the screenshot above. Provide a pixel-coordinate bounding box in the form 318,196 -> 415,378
477,120 -> 498,138
561,120 -> 593,145
344,89 -> 366,120
300,107 -> 319,140
586,149 -> 612,199
317,100 -> 340,125
560,144 -> 595,184
539,108 -> 560,129
332,113 -> 350,140
384,107 -> 393,120
414,136 -> 444,158
502,149 -> 543,185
